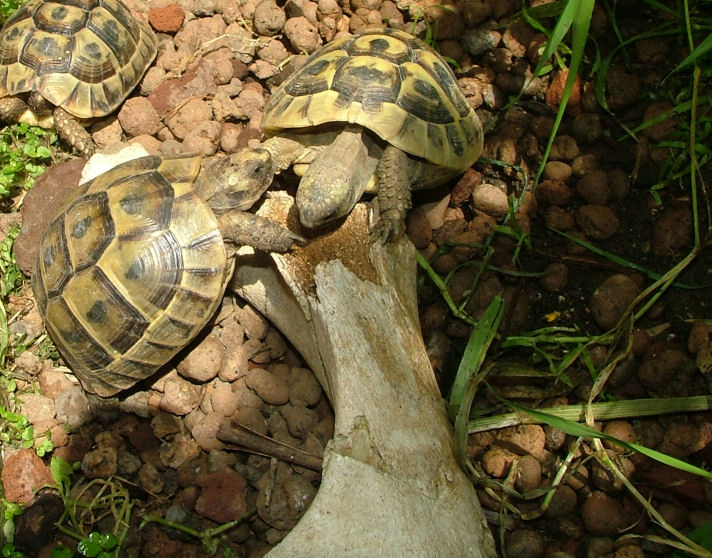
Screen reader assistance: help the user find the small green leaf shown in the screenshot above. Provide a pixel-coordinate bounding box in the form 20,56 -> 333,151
3,501 -> 22,521
36,439 -> 54,458
20,425 -> 34,441
671,520 -> 712,556
49,547 -> 74,558
2,518 -> 14,544
36,145 -> 51,158
97,533 -> 118,550
50,456 -> 74,485
77,538 -> 102,557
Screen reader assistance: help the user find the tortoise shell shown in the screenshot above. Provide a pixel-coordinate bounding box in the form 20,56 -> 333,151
262,28 -> 482,171
32,154 -> 232,397
0,0 -> 157,119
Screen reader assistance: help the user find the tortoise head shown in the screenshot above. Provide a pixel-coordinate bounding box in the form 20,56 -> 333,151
197,148 -> 274,214
294,127 -> 374,229
296,168 -> 364,229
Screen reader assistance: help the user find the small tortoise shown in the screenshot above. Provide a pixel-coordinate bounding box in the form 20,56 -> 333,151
251,28 -> 483,239
0,0 -> 157,158
32,150 -> 298,397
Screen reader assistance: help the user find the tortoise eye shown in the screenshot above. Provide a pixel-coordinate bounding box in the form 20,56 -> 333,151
248,161 -> 265,178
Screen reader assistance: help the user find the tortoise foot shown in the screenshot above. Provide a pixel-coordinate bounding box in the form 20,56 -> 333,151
372,209 -> 406,243
0,96 -> 29,123
53,107 -> 96,158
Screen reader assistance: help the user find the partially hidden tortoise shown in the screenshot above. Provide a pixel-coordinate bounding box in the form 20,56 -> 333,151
251,28 -> 484,239
32,150 -> 298,397
0,0 -> 157,158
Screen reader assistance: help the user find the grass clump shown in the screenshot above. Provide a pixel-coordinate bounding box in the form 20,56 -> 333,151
0,123 -> 55,205
0,0 -> 22,22
416,1 -> 712,556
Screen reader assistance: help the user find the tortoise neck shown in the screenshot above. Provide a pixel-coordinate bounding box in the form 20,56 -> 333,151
194,164 -> 220,209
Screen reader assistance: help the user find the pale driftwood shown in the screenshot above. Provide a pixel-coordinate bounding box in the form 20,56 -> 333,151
231,194 -> 496,558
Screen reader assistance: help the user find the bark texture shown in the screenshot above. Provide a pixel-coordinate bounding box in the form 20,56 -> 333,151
231,194 -> 495,558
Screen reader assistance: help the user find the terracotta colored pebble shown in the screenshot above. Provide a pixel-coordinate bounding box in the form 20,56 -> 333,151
149,3 -> 185,33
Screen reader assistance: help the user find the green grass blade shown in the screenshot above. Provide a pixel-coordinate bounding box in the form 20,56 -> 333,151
469,396 -> 712,433
640,0 -> 680,17
454,363 -> 492,468
672,32 -> 712,73
532,0 -> 594,184
672,522 -> 712,557
0,302 -> 7,369
530,0 -> 576,79
451,297 -> 504,466
549,227 -> 712,289
503,401 -> 712,480
619,99 -> 693,141
416,251 -> 477,326
448,296 -> 504,421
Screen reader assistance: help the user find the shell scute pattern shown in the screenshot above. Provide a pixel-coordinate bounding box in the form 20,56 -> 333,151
262,28 -> 481,170
63,191 -> 114,271
332,56 -> 400,112
0,0 -> 157,118
38,215 -> 73,297
34,2 -> 86,34
19,30 -> 71,73
104,170 -> 175,237
396,61 -> 455,124
32,155 -> 230,396
44,296 -> 114,368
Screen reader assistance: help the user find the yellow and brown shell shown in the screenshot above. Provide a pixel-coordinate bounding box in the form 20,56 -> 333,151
0,0 -> 157,118
262,28 -> 482,171
32,154 -> 232,397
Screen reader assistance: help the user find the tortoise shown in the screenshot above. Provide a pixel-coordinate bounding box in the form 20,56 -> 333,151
250,28 -> 483,239
32,150 -> 298,397
0,0 -> 158,158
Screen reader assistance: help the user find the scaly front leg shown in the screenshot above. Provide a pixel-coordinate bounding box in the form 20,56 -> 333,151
220,211 -> 302,253
374,145 -> 411,242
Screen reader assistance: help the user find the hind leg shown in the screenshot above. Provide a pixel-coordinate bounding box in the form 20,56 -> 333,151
53,107 -> 96,158
0,96 -> 29,123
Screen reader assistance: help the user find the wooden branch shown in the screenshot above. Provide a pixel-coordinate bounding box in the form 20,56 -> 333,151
231,194 -> 496,558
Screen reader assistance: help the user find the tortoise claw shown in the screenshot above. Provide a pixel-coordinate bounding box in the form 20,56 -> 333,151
371,211 -> 406,244
289,231 -> 308,245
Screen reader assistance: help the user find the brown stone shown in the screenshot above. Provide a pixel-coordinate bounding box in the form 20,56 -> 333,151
1,449 -> 54,504
196,468 -> 248,522
149,3 -> 185,33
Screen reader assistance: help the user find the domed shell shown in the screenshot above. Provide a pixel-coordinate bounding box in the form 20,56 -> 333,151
262,28 -> 482,171
0,0 -> 157,119
32,154 -> 232,397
